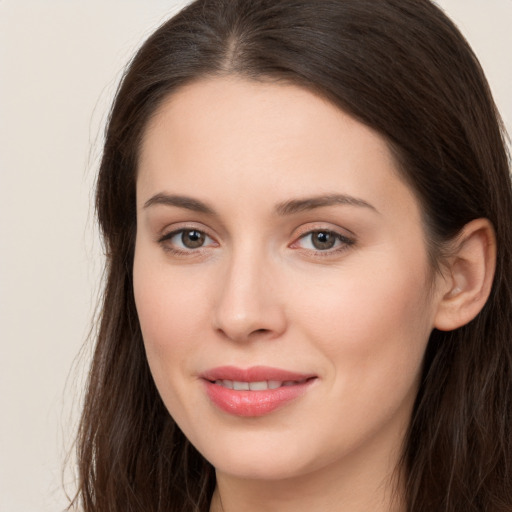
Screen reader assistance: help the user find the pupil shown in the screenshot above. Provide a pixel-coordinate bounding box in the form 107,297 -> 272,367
182,230 -> 205,248
312,231 -> 335,250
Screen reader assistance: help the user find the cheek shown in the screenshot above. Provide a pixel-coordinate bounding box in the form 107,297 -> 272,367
132,243 -> 204,390
133,240 -> 205,345
298,259 -> 431,338
133,252 -> 210,431
295,253 -> 434,401
134,279 -> 197,352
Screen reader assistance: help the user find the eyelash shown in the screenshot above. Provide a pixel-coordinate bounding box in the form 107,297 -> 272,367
158,228 -> 217,256
157,228 -> 355,257
291,230 -> 355,256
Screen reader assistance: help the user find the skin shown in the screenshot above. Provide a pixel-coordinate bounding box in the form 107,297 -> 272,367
133,77 -> 453,512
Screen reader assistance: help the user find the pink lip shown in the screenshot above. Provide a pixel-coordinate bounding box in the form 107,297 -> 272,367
201,366 -> 317,417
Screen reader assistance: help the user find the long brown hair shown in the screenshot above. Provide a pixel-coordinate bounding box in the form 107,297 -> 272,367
71,1 -> 512,510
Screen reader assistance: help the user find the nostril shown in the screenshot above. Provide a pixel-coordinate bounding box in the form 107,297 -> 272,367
252,328 -> 270,335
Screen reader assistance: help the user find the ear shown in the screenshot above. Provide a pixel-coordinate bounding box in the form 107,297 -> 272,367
434,218 -> 496,331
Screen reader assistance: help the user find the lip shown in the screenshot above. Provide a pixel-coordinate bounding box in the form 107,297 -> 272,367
200,366 -> 317,417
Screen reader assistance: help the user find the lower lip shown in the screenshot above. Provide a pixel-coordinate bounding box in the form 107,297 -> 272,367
203,379 -> 315,417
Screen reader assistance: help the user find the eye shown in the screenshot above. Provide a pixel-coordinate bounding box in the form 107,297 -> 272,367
294,230 -> 354,252
159,229 -> 216,251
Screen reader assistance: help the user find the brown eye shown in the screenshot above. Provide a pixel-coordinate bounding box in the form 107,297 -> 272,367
159,228 -> 215,253
293,229 -> 355,254
181,229 -> 206,248
311,231 -> 337,250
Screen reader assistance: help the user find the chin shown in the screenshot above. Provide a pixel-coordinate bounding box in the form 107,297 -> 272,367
211,453 -> 311,481
192,429 -> 328,481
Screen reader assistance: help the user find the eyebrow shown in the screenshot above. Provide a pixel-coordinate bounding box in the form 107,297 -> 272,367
143,192 -> 377,216
275,194 -> 378,215
143,193 -> 216,215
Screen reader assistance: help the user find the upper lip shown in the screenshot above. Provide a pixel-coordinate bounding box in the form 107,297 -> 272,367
201,366 -> 316,382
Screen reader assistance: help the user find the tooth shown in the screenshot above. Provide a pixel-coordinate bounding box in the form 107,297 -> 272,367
249,381 -> 268,391
283,381 -> 295,386
222,380 -> 234,389
233,381 -> 250,391
268,380 -> 282,389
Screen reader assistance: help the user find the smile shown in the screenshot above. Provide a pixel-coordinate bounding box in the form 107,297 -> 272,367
201,366 -> 317,417
213,379 -> 308,390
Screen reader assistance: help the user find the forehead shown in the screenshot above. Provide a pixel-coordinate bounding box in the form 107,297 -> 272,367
140,76 -> 392,166
137,77 -> 418,223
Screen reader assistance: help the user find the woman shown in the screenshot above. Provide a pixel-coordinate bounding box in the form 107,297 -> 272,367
71,0 -> 512,510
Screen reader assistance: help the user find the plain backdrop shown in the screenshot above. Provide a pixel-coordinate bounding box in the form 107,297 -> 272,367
0,1 -> 511,511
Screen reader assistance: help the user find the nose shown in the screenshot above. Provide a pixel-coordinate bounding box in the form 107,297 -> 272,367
212,247 -> 287,343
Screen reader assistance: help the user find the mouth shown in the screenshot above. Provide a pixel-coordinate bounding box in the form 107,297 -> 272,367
211,378 -> 312,391
201,366 -> 317,417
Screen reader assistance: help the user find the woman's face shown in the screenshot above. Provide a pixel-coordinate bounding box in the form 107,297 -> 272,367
134,77 -> 444,481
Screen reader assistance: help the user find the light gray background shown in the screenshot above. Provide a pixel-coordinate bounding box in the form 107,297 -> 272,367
0,1 -> 510,511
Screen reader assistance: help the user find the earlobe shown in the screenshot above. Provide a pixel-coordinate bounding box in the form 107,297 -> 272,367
434,218 -> 496,332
